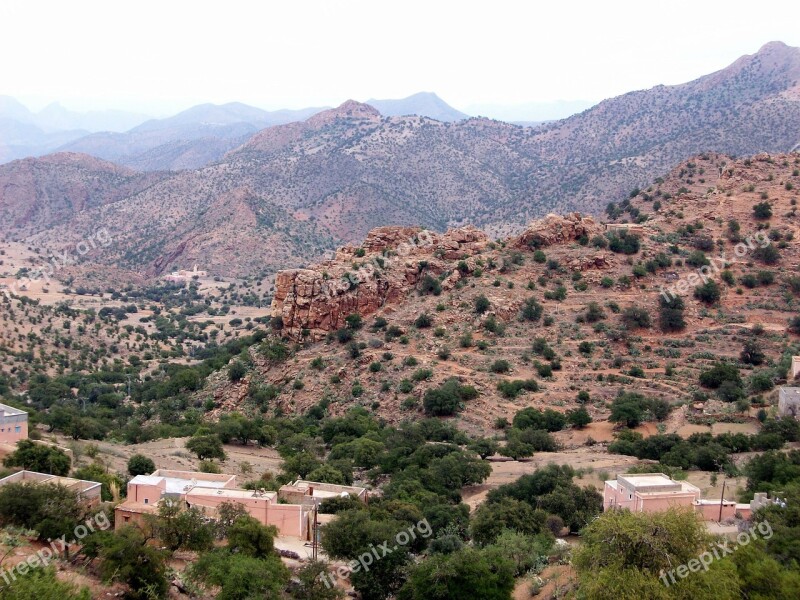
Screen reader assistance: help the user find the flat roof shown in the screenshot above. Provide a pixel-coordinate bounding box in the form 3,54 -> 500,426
129,475 -> 164,486
619,474 -> 676,488
186,487 -> 276,500
0,403 -> 27,417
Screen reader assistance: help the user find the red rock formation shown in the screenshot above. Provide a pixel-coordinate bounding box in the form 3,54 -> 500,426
512,213 -> 603,249
271,225 -> 489,340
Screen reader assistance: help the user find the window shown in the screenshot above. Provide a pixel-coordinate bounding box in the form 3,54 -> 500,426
14,426 -> 20,433
144,498 -> 149,504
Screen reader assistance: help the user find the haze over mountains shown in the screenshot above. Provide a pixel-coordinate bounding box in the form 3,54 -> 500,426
1,41 -> 799,281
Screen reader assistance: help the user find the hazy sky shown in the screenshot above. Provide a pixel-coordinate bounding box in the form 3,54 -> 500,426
2,0 -> 799,116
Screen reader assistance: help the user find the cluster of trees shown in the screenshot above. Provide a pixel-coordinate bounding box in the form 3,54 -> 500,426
608,419 -> 799,473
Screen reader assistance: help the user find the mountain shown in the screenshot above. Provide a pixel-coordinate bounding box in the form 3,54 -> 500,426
0,152 -> 164,237
0,97 -> 151,163
367,92 -> 468,122
57,102 -> 327,170
208,151 -> 800,429
2,42 -> 799,280
35,102 -> 150,133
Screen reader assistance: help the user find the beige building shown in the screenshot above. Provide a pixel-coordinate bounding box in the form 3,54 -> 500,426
778,387 -> 800,419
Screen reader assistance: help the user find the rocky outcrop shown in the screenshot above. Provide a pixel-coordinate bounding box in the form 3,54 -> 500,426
513,213 -> 603,249
271,225 -> 489,340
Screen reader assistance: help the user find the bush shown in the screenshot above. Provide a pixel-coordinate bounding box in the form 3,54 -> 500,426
423,379 -> 479,416
520,297 -> 542,321
490,359 -> 511,373
659,295 -> 685,332
3,440 -> 70,476
228,359 -> 247,382
753,201 -> 772,219
474,294 -> 490,314
414,313 -> 433,328
753,244 -> 780,265
694,280 -> 720,304
420,274 -> 442,296
497,379 -> 538,399
699,363 -> 742,389
620,306 -> 651,329
607,231 -> 640,254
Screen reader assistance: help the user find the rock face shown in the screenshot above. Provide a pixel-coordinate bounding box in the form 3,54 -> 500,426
271,225 -> 489,340
512,213 -> 603,249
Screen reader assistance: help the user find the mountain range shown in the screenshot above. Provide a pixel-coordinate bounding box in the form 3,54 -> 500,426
1,41 -> 799,282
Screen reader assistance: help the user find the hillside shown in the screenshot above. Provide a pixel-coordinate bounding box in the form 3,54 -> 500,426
1,43 -> 799,281
200,152 -> 800,436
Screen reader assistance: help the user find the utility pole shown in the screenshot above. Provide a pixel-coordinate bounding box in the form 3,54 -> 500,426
718,478 -> 727,522
312,502 -> 318,561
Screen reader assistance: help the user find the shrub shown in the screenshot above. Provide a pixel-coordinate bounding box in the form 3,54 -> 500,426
693,280 -> 720,304
659,295 -> 685,332
474,294 -> 491,314
520,297 -> 542,321
420,274 -> 442,296
414,313 -> 433,328
490,359 -> 511,373
621,305 -> 651,329
607,231 -> 640,254
423,379 -> 479,416
753,202 -> 772,219
497,379 -> 538,399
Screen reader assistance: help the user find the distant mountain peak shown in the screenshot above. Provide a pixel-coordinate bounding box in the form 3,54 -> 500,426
367,92 -> 468,122
306,100 -> 381,127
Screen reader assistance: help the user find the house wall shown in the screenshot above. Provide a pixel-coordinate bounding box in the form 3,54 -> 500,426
636,493 -> 697,512
0,416 -> 27,443
127,481 -> 166,506
266,504 -> 307,539
186,492 -> 271,523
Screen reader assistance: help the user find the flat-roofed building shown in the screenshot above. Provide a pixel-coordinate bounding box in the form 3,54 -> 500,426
278,480 -> 369,505
603,472 -> 751,521
604,473 -> 701,512
0,403 -> 27,443
114,471 -> 365,540
0,470 -> 101,506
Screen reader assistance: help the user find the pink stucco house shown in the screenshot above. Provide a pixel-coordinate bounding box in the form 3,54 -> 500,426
116,469 -> 367,539
0,403 -> 27,443
603,473 -> 751,521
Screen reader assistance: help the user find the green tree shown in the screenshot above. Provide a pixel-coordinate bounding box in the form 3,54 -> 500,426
127,454 -> 155,477
3,439 -> 70,475
400,546 -> 515,600
151,500 -> 214,552
474,294 -> 490,314
0,567 -> 90,600
186,433 -> 226,461
228,359 -> 247,381
659,295 -> 685,332
190,549 -> 289,600
227,515 -> 277,558
574,509 -> 740,600
95,527 -> 169,600
567,406 -> 592,428
470,497 -> 545,546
